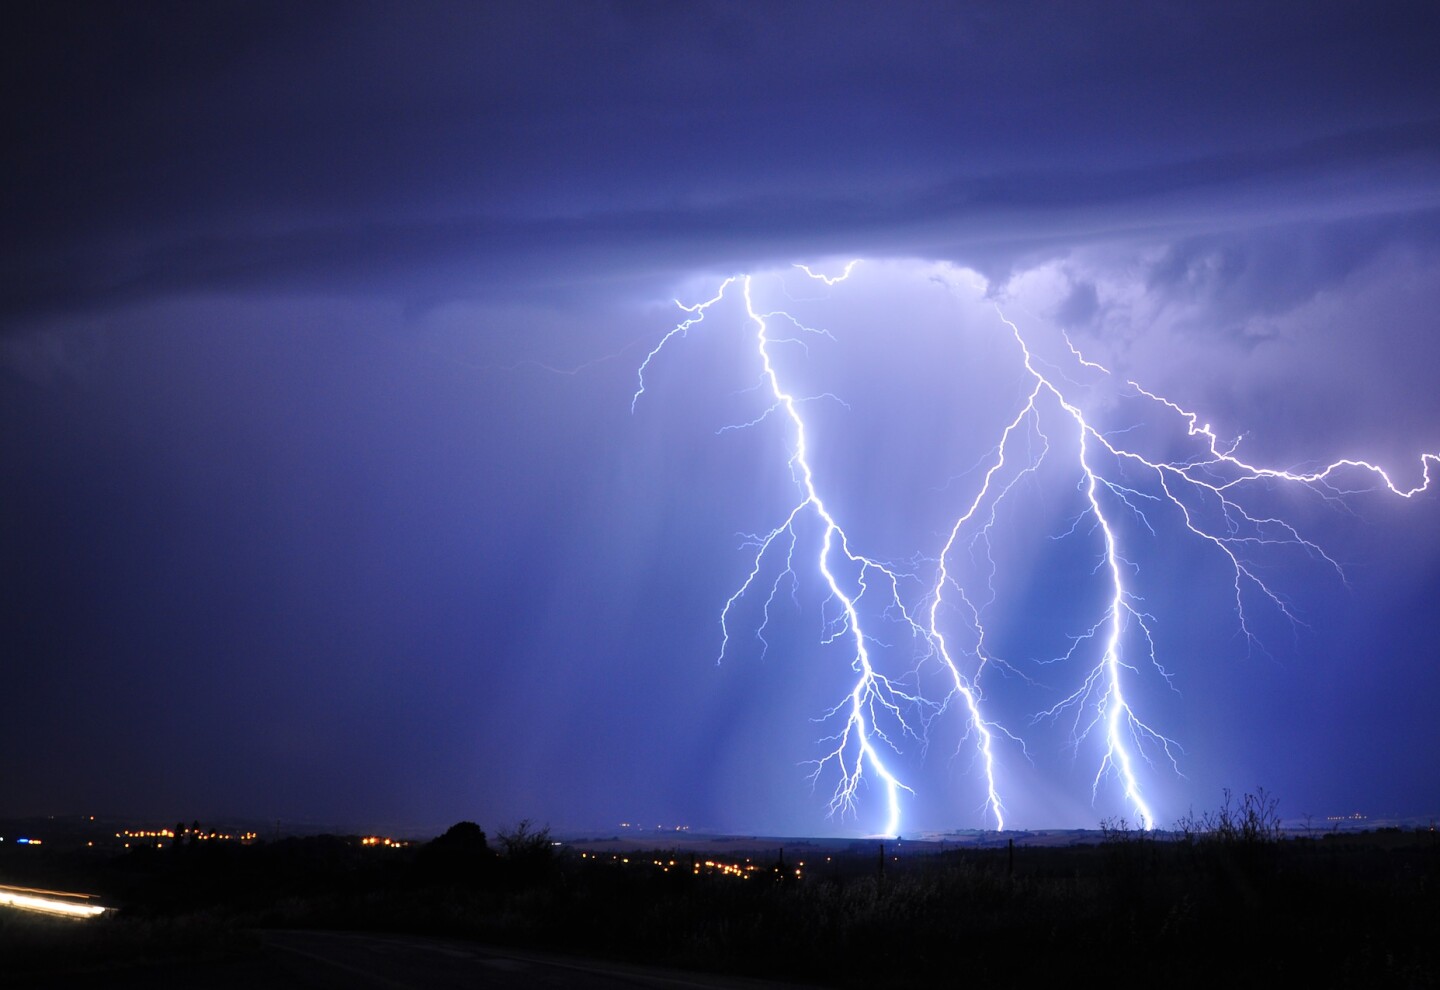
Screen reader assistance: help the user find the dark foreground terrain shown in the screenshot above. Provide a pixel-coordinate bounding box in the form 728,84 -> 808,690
3,815 -> 1436,988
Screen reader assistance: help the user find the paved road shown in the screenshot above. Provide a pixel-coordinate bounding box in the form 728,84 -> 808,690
259,931 -> 809,989
17,930 -> 815,989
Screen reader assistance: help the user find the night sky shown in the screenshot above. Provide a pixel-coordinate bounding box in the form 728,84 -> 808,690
5,3 -> 1439,836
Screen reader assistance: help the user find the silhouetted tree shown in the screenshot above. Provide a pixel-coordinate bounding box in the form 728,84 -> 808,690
417,820 -> 496,884
436,821 -> 489,849
496,819 -> 555,884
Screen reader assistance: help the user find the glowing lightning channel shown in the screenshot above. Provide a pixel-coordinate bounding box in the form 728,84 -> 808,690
632,279 -> 736,414
930,308 -> 1181,830
635,264 -> 928,836
941,302 -> 1436,829
636,260 -> 1439,836
793,260 -> 859,285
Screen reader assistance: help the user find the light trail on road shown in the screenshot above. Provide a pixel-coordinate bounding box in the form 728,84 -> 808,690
0,883 -> 108,919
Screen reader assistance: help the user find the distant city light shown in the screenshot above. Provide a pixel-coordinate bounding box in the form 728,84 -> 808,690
578,850 -> 796,880
360,835 -> 409,848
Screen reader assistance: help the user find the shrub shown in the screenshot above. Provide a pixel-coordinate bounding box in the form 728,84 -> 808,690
1175,787 -> 1282,846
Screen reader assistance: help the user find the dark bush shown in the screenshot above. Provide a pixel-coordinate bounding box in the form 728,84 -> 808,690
417,821 -> 496,885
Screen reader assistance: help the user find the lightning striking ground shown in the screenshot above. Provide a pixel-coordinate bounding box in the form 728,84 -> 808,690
634,261 -> 1438,836
638,272 -> 919,836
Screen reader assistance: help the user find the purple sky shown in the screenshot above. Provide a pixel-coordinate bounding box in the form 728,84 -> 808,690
4,3 -> 1439,835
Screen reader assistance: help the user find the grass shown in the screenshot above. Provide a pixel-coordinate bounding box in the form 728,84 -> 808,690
4,802 -> 1437,987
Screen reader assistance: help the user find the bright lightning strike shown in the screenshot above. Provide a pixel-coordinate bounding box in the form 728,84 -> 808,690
634,260 -> 1438,835
638,269 -> 917,836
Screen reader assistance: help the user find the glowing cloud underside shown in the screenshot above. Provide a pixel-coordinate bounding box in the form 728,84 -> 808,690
633,261 -> 1438,835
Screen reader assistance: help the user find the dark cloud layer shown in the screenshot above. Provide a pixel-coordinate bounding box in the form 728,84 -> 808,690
6,3 -> 1439,318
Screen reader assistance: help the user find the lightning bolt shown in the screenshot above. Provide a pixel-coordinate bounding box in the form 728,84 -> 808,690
635,260 -> 1438,835
636,268 -> 923,836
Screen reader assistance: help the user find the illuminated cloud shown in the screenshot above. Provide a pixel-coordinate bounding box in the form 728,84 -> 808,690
632,259 -> 1437,831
